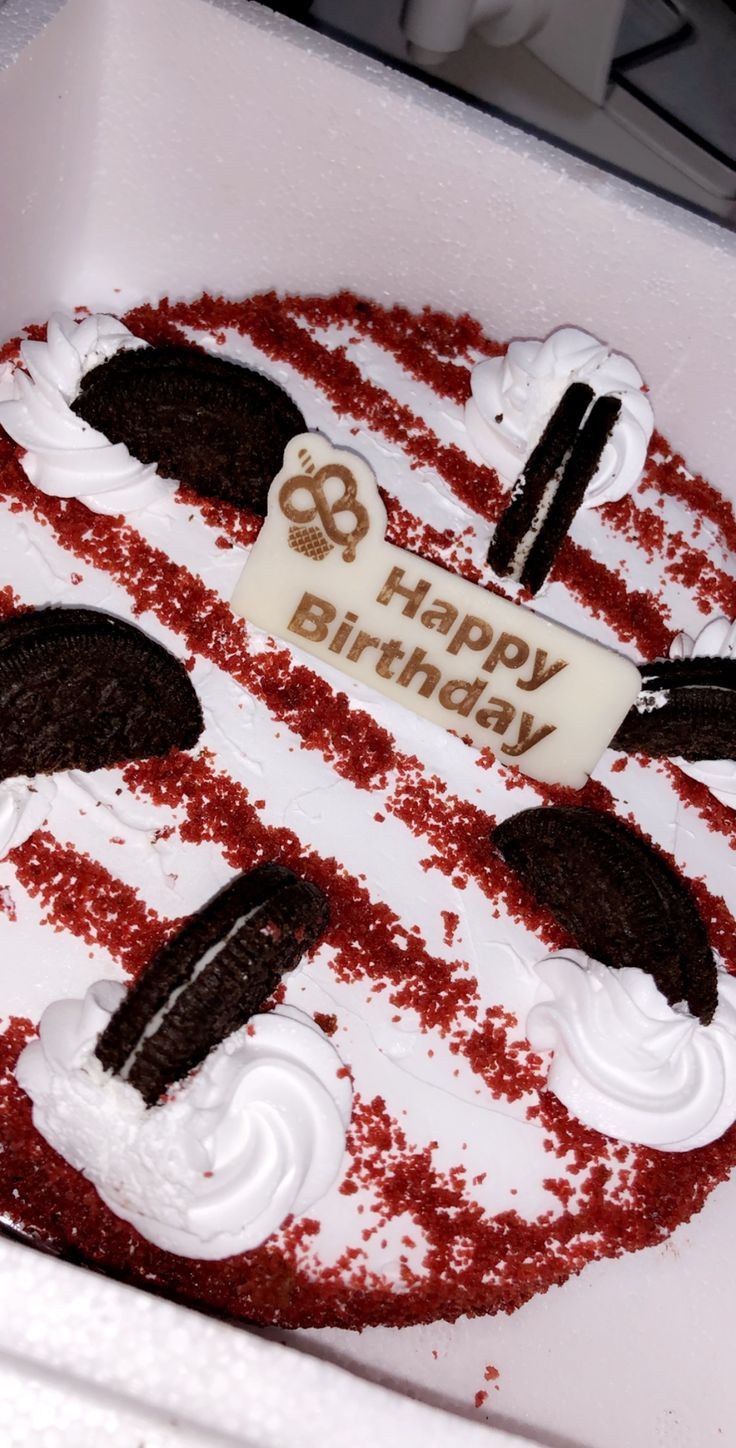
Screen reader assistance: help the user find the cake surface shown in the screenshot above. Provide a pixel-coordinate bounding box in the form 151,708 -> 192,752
1,291 -> 736,1329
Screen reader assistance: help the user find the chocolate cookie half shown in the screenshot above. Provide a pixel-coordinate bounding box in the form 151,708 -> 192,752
0,607 -> 202,780
95,863 -> 330,1105
492,805 -> 717,1023
72,345 -> 306,513
613,656 -> 736,761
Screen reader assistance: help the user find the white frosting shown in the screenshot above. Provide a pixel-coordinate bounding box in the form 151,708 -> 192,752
527,951 -> 736,1151
466,326 -> 654,506
0,776 -> 56,857
1,308 -> 736,1293
0,314 -> 173,515
668,617 -> 736,807
16,982 -> 352,1258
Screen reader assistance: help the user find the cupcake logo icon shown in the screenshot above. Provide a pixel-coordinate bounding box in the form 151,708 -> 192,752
279,445 -> 370,564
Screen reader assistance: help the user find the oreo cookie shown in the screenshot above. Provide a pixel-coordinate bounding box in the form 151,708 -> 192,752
488,383 -> 593,582
487,384 -> 621,594
72,345 -> 306,513
520,394 -> 621,594
492,805 -> 717,1023
0,607 -> 202,780
95,863 -> 330,1105
613,657 -> 736,761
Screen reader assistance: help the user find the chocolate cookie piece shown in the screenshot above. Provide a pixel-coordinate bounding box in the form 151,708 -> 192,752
488,383 -> 593,582
0,607 -> 202,780
519,394 -> 621,594
72,345 -> 306,513
492,805 -> 717,1023
613,657 -> 736,761
95,863 -> 330,1105
487,385 -> 622,594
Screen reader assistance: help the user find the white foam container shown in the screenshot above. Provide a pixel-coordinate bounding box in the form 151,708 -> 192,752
1,3 -> 735,1445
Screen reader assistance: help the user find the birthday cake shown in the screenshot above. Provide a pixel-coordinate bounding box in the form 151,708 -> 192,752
0,293 -> 735,1329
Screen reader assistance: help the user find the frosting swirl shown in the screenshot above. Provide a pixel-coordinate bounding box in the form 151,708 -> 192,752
526,951 -> 736,1151
0,314 -> 173,515
0,776 -> 56,858
16,982 -> 352,1258
466,326 -> 653,507
669,617 -> 736,807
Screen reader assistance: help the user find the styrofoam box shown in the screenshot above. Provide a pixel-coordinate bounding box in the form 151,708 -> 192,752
1,2 -> 736,1446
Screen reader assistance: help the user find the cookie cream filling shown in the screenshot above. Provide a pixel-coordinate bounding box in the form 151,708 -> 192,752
526,951 -> 736,1151
466,326 -> 653,505
16,982 -> 352,1259
0,313 -> 172,515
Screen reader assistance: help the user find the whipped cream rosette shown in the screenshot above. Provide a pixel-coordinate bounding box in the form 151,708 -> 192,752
16,863 -> 348,1258
0,311 -> 308,518
527,951 -> 736,1151
0,313 -> 169,514
466,325 -> 654,506
17,983 -> 350,1258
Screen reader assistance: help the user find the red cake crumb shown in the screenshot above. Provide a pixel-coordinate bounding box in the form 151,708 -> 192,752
0,584 -> 27,617
8,831 -> 180,979
441,910 -> 460,946
663,761 -> 736,851
313,1012 -> 338,1037
648,434 -> 736,556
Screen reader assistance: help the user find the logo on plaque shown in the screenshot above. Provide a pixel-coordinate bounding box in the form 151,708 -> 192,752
280,444 -> 370,564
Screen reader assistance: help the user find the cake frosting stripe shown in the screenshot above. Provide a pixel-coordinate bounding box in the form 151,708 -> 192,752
2,294 -> 736,1328
9,832 -> 183,975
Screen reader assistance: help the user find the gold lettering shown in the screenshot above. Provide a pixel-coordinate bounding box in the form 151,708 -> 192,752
347,630 -> 381,663
501,712 -> 556,757
476,697 -> 515,734
328,611 -> 358,655
516,649 -> 568,692
397,647 -> 441,699
482,632 -> 529,675
420,599 -> 459,635
289,592 -> 336,643
446,614 -> 493,656
376,567 -> 431,618
375,639 -> 405,679
438,677 -> 486,717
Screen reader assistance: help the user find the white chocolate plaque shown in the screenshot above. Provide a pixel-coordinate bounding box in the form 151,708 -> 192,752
232,435 -> 641,787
